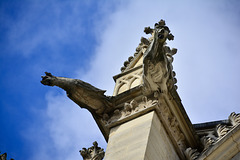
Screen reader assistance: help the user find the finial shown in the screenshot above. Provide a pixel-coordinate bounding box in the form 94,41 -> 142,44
79,141 -> 105,160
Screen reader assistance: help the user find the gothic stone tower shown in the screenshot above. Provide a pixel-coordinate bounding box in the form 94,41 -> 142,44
41,20 -> 240,160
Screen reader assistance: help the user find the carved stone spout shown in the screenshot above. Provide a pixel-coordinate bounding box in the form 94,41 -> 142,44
41,72 -> 112,115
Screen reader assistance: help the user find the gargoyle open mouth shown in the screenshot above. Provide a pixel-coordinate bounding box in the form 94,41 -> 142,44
41,72 -> 55,86
158,33 -> 164,39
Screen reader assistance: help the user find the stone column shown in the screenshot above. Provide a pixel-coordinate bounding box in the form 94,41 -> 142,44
104,111 -> 179,160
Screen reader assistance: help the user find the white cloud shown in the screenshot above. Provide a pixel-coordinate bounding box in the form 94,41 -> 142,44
25,91 -> 106,160
5,1 -> 89,57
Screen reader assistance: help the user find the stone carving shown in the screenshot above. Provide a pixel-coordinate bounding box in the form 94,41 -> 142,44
41,72 -> 112,115
136,37 -> 151,54
124,99 -> 138,116
121,37 -> 150,72
200,136 -> 215,152
142,19 -> 177,95
229,112 -> 240,126
79,141 -> 105,160
184,148 -> 200,160
159,103 -> 186,151
216,124 -> 231,139
0,153 -> 7,160
103,96 -> 158,125
0,153 -> 14,160
114,69 -> 143,95
188,112 -> 240,158
204,131 -> 217,141
121,56 -> 133,72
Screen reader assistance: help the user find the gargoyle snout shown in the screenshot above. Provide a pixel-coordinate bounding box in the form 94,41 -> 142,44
41,75 -> 54,86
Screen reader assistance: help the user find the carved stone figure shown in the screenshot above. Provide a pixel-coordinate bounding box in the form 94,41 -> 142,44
79,141 -> 105,160
0,153 -> 7,160
41,72 -> 112,115
142,19 -> 177,95
0,153 -> 13,160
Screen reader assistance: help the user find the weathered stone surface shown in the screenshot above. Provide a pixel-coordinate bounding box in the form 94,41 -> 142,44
145,111 -> 180,160
232,152 -> 240,160
79,141 -> 104,160
113,20 -> 177,96
142,19 -> 177,95
113,66 -> 143,96
104,111 -> 180,160
102,96 -> 158,126
41,72 -> 112,115
186,112 -> 240,160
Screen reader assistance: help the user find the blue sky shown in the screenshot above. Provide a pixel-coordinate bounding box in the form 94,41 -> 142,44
0,0 -> 240,160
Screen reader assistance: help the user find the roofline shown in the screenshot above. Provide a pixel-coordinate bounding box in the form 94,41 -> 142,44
193,119 -> 229,130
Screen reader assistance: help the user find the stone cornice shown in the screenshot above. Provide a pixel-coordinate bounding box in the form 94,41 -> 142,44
155,92 -> 200,159
168,88 -> 200,148
200,123 -> 240,160
101,96 -> 158,128
184,112 -> 240,160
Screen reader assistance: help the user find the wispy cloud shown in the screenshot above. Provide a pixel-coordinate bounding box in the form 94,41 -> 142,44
3,1 -> 93,57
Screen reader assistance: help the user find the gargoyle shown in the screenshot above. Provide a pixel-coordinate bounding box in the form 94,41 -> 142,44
142,19 -> 177,95
41,72 -> 112,115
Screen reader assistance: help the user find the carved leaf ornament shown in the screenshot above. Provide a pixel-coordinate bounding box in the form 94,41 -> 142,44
216,124 -> 231,139
102,96 -> 158,125
184,148 -> 200,160
184,112 -> 240,160
229,112 -> 240,126
200,136 -> 215,152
